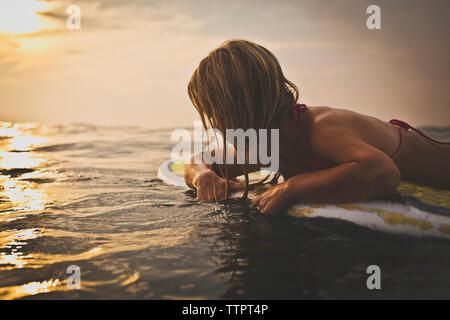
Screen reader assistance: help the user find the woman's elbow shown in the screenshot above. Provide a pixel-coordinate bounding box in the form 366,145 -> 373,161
381,164 -> 401,194
371,161 -> 401,195
358,156 -> 401,196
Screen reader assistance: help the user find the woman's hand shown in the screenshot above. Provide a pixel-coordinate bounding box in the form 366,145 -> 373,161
193,169 -> 245,202
250,181 -> 291,215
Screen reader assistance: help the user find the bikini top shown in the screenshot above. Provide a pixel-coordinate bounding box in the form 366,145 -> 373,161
278,104 -> 450,180
277,103 -> 332,180
389,119 -> 450,157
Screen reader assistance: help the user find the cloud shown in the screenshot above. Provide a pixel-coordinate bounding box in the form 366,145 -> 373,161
36,0 -> 203,32
0,35 -> 20,67
0,0 -> 449,126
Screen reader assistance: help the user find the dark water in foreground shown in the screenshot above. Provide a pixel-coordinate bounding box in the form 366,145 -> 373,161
0,122 -> 449,299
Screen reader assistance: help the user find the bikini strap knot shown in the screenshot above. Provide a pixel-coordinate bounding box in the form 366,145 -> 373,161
389,119 -> 450,145
389,119 -> 411,130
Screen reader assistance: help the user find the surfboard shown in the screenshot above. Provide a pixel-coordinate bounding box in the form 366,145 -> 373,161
158,159 -> 450,239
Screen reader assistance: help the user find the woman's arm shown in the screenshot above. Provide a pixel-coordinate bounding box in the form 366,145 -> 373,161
184,146 -> 260,202
251,119 -> 401,214
185,146 -> 249,187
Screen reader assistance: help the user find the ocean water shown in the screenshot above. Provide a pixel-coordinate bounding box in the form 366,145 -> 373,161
0,122 -> 449,299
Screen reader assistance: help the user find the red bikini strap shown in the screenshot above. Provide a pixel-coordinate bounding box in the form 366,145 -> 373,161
390,127 -> 403,157
389,119 -> 450,145
290,103 -> 307,120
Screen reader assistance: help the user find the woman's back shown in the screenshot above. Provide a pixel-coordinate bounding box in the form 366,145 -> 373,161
302,106 -> 450,188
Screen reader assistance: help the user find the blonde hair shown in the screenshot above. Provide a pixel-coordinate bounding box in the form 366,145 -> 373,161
187,39 -> 299,199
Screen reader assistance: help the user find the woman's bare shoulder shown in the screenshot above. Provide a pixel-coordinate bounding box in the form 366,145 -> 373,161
307,106 -> 399,156
307,106 -> 363,128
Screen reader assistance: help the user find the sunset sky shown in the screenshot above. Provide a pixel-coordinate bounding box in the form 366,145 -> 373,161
0,0 -> 449,128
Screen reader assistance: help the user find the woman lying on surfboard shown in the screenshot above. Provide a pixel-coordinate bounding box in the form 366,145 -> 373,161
184,39 -> 450,215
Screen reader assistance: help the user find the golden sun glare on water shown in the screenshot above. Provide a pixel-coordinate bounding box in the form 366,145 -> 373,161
0,0 -> 53,34
0,124 -> 50,214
